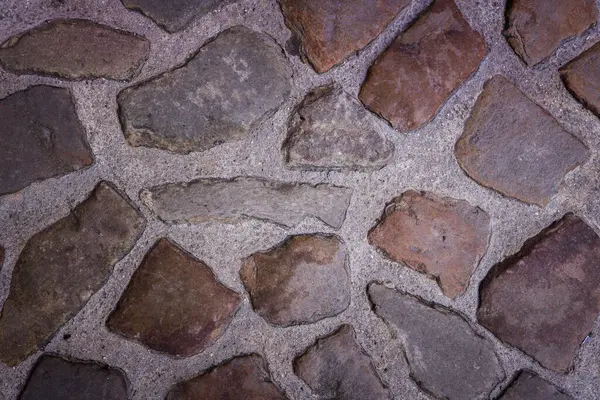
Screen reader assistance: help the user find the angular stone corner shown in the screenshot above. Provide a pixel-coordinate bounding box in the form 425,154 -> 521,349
0,19 -> 149,80
359,0 -> 487,132
283,84 -> 394,171
477,214 -> 600,372
118,26 -> 292,154
368,190 -> 490,298
498,371 -> 573,400
294,325 -> 390,400
455,75 -> 589,206
368,283 -> 503,400
107,238 -> 241,357
241,234 -> 350,326
0,85 -> 93,196
560,42 -> 600,117
0,182 -> 145,366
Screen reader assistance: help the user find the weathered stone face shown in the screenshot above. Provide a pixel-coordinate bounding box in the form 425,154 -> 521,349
498,371 -> 573,400
560,42 -> 600,118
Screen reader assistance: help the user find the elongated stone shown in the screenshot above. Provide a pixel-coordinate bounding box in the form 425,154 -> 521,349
560,42 -> 600,118
499,371 -> 573,400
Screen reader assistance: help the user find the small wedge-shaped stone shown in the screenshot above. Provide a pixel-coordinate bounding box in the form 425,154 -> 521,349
369,283 -> 503,400
478,214 -> 600,372
560,42 -> 600,117
118,26 -> 292,154
359,0 -> 487,132
0,182 -> 145,366
0,85 -> 93,196
167,354 -> 287,400
294,325 -> 390,400
107,239 -> 241,357
498,371 -> 573,400
0,19 -> 149,80
368,191 -> 490,298
283,85 -> 394,170
455,76 -> 589,206
141,177 -> 352,229
19,355 -> 129,400
241,234 -> 350,326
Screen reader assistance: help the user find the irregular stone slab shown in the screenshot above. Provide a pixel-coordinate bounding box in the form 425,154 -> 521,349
499,371 -> 573,400
0,182 -> 144,366
359,0 -> 487,132
141,177 -> 352,229
19,354 -> 128,400
478,214 -> 600,372
294,325 -> 390,400
560,42 -> 600,117
167,354 -> 287,399
455,75 -> 589,206
505,0 -> 597,66
283,84 -> 394,170
118,26 -> 291,154
107,239 -> 241,357
369,283 -> 503,400
0,85 -> 93,196
241,234 -> 350,326
368,191 -> 490,298
279,0 -> 411,73
0,19 -> 149,80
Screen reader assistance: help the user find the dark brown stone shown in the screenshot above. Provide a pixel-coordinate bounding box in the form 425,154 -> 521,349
107,239 -> 241,357
0,19 -> 149,80
0,85 -> 93,196
478,214 -> 600,372
0,247 -> 4,268
359,0 -> 487,132
455,75 -> 589,206
560,42 -> 600,117
240,234 -> 350,326
0,182 -> 145,366
498,371 -> 573,400
368,191 -> 490,298
294,325 -> 390,400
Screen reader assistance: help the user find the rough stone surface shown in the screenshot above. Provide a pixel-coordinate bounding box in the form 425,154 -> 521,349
283,84 -> 394,170
560,42 -> 600,118
359,0 -> 487,132
369,283 -> 503,400
498,371 -> 573,400
107,239 -> 241,357
141,177 -> 352,229
240,234 -> 350,326
478,214 -> 600,372
166,354 -> 287,400
118,26 -> 292,154
0,85 -> 93,196
0,182 -> 144,366
455,75 -> 589,206
294,325 -> 390,400
505,0 -> 598,66
0,19 -> 149,80
368,190 -> 490,298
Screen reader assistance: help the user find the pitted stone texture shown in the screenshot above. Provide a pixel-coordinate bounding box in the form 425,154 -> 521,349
166,354 -> 287,400
241,234 -> 350,326
0,19 -> 149,80
368,191 -> 490,298
141,177 -> 352,229
0,85 -> 93,196
0,182 -> 144,366
499,371 -> 573,400
478,214 -> 600,372
505,0 -> 597,66
560,42 -> 600,117
107,239 -> 241,357
294,325 -> 390,400
118,26 -> 292,154
455,75 -> 589,206
19,355 -> 128,400
369,283 -> 503,400
283,84 -> 394,170
359,0 -> 487,132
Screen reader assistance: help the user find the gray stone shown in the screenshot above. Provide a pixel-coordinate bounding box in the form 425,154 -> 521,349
499,371 -> 573,400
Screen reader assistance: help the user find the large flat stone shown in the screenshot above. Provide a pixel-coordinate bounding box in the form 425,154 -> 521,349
359,0 -> 487,132
0,85 -> 93,196
498,371 -> 573,400
118,26 -> 292,154
560,42 -> 600,118
0,182 -> 145,366
455,75 -> 589,206
0,19 -> 149,80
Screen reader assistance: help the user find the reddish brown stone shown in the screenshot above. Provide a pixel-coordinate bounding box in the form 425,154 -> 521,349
359,0 -> 487,132
368,191 -> 490,298
0,246 -> 4,268
499,371 -> 573,400
560,42 -> 600,117
478,214 -> 600,372
107,239 -> 241,357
